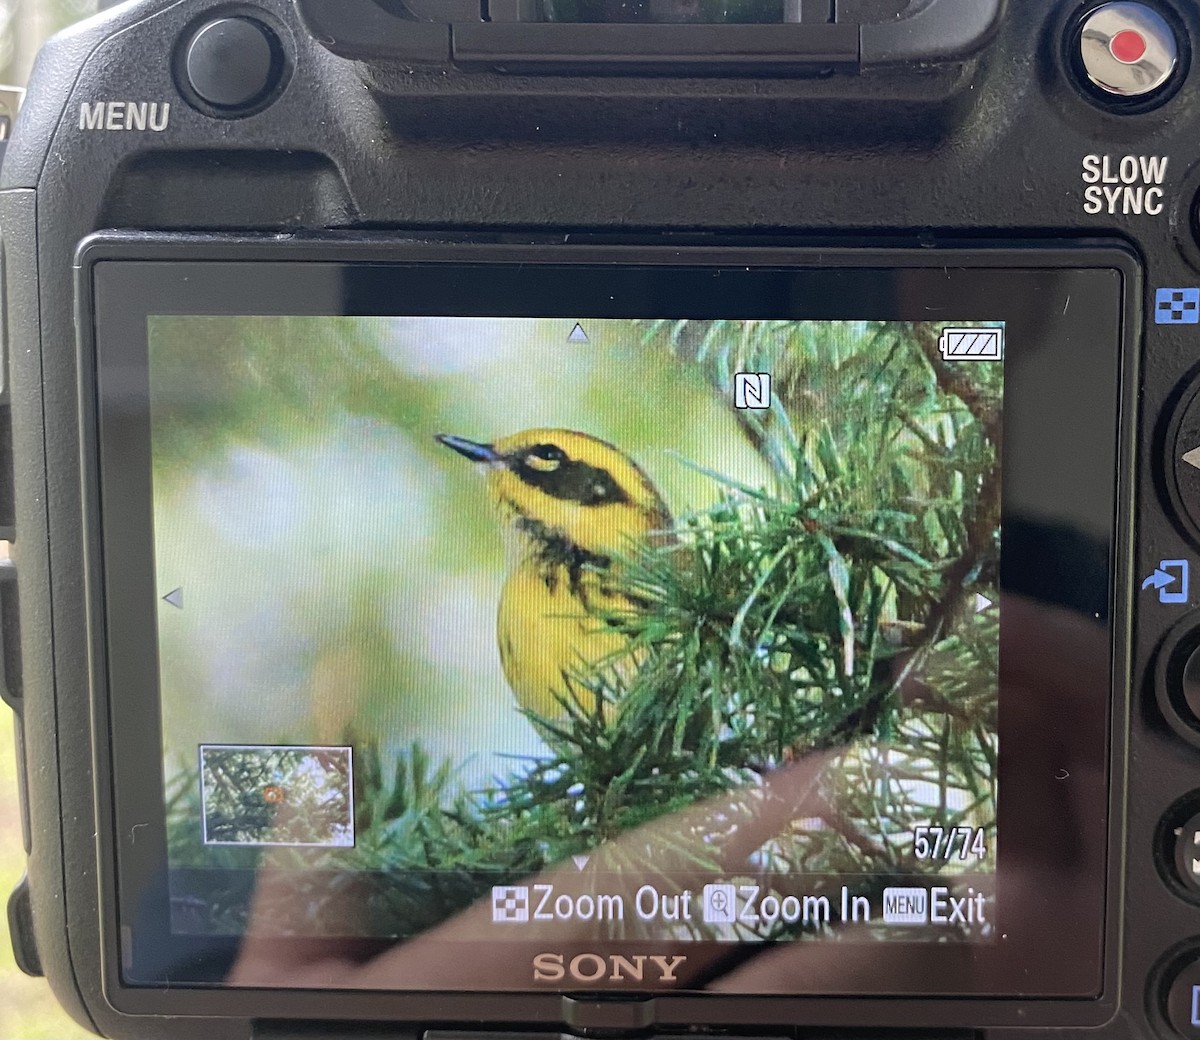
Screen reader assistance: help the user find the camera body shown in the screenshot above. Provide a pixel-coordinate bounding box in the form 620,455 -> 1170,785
4,0 -> 1200,1037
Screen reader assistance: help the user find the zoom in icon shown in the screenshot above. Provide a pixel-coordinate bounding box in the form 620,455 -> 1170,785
702,883 -> 736,924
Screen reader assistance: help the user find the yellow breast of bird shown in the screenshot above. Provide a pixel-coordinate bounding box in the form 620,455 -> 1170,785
497,558 -> 635,720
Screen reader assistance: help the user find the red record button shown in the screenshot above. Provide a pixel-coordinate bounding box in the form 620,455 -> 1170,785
1110,28 -> 1148,64
1078,2 -> 1180,100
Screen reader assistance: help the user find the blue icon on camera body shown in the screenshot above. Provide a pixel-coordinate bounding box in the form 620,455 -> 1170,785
1156,288 -> 1200,325
1191,983 -> 1200,1027
1143,559 -> 1190,604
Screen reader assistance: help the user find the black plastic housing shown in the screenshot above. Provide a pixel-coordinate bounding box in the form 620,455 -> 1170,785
292,0 -> 1005,71
2,0 -> 1200,1037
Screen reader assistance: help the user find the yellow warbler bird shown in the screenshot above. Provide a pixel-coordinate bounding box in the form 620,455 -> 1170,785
436,429 -> 672,720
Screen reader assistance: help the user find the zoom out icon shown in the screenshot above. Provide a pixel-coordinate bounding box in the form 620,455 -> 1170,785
492,885 -> 530,923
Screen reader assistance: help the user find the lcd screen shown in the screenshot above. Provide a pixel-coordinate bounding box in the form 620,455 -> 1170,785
152,314 -> 1002,945
89,255 -> 1123,1004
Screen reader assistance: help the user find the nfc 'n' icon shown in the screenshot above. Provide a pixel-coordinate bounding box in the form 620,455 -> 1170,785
734,372 -> 771,411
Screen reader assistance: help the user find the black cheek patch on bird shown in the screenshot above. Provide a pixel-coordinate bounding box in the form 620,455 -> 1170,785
513,512 -> 612,582
512,456 -> 631,507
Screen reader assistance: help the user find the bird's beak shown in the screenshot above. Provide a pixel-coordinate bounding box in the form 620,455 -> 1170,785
435,434 -> 502,464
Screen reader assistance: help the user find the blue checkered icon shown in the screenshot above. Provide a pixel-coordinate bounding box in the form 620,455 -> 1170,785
1156,288 -> 1200,325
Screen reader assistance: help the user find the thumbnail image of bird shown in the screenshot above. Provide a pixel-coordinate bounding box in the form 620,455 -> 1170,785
436,429 -> 673,721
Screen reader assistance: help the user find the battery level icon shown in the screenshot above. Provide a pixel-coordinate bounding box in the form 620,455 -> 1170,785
938,327 -> 1004,362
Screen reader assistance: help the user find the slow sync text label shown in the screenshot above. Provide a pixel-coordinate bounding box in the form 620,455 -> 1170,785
1082,154 -> 1169,216
79,101 -> 170,132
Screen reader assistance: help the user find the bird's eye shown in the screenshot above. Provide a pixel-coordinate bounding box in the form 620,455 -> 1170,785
526,445 -> 567,472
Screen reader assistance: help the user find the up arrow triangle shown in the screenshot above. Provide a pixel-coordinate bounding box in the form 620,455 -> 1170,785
568,324 -> 589,344
572,854 -> 590,871
975,593 -> 992,613
1183,446 -> 1200,471
162,587 -> 183,610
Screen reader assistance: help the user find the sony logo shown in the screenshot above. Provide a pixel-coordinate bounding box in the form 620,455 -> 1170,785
532,952 -> 686,984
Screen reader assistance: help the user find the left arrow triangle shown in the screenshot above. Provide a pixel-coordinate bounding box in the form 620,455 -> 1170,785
162,588 -> 183,610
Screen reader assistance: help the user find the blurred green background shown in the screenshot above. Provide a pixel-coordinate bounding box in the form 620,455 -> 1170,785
0,4 -> 105,1039
150,315 -> 768,812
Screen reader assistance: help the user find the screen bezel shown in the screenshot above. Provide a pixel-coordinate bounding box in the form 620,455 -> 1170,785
78,235 -> 1137,1029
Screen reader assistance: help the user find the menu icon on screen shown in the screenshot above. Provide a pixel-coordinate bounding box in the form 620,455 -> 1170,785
882,887 -> 929,925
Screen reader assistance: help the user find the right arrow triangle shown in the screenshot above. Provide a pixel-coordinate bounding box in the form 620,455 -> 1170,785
1183,446 -> 1200,471
975,593 -> 992,613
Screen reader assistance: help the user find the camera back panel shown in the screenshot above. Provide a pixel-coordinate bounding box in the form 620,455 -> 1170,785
2,1 -> 1200,1038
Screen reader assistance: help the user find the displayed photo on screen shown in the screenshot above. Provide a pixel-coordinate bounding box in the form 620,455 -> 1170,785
149,317 -> 1002,945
